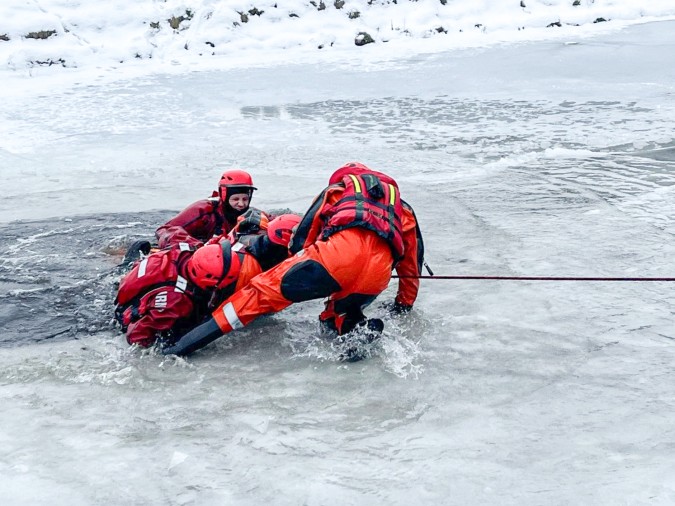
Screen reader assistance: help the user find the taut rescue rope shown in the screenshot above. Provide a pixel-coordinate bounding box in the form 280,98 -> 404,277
393,275 -> 675,282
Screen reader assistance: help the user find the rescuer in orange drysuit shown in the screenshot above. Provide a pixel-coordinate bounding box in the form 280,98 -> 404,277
205,212 -> 302,310
162,162 -> 424,357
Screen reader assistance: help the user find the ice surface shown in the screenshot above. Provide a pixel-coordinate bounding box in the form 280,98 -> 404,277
1,17 -> 675,506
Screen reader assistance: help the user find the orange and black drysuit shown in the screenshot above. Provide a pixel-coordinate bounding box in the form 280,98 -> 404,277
162,163 -> 424,356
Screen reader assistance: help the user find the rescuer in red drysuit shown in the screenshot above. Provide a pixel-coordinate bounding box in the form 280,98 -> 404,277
162,162 -> 424,357
115,214 -> 301,348
155,168 -> 263,248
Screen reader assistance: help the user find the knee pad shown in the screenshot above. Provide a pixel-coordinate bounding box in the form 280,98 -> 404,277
280,259 -> 341,303
333,293 -> 378,315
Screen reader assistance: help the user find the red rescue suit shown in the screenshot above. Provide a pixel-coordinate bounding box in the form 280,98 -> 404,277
212,164 -> 424,336
156,195 -> 227,248
114,241 -> 208,347
155,192 -> 268,249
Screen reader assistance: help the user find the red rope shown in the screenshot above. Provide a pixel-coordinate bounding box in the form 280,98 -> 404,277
393,275 -> 675,282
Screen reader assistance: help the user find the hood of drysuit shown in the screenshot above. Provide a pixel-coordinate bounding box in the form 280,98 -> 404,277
328,162 -> 399,189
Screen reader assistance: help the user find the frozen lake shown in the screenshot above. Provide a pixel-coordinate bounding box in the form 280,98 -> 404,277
1,20 -> 675,505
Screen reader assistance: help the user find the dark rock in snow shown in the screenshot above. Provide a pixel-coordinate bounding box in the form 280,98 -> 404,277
26,30 -> 56,39
355,31 -> 374,46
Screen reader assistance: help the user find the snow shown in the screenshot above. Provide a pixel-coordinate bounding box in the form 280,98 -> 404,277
1,1 -> 675,505
1,0 -> 675,75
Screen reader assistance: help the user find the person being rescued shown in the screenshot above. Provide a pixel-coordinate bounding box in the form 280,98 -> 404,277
114,213 -> 302,348
162,162 -> 425,358
155,168 -> 266,248
205,211 -> 302,309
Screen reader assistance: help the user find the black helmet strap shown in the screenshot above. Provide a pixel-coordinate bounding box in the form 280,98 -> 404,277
216,242 -> 232,288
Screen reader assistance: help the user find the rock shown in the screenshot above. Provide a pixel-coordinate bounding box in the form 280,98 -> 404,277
355,32 -> 374,46
26,30 -> 56,40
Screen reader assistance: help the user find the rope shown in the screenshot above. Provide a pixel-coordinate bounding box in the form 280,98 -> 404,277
393,275 -> 675,282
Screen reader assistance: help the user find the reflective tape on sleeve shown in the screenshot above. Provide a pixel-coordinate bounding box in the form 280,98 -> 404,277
222,302 -> 244,330
175,275 -> 187,293
138,258 -> 148,277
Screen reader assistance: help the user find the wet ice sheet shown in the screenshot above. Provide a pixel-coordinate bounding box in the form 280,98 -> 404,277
1,20 -> 675,506
2,20 -> 675,222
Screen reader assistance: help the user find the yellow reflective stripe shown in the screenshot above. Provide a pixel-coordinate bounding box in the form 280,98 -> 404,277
388,184 -> 396,205
348,174 -> 362,193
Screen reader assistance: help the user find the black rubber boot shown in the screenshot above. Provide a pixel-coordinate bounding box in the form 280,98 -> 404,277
363,318 -> 384,334
338,318 -> 384,362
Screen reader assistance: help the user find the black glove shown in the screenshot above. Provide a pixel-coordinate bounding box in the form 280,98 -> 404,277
123,240 -> 153,264
160,317 -> 224,356
389,301 -> 413,315
156,329 -> 179,349
235,208 -> 264,236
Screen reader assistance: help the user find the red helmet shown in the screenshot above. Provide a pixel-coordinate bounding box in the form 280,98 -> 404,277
218,169 -> 257,192
187,241 -> 242,290
267,214 -> 302,247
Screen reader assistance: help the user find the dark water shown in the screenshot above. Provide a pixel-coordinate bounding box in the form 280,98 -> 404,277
0,211 -> 169,346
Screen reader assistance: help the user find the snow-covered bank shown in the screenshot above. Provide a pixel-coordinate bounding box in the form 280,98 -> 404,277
2,0 -> 675,72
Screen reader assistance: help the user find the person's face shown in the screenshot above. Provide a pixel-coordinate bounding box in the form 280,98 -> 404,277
228,193 -> 250,211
